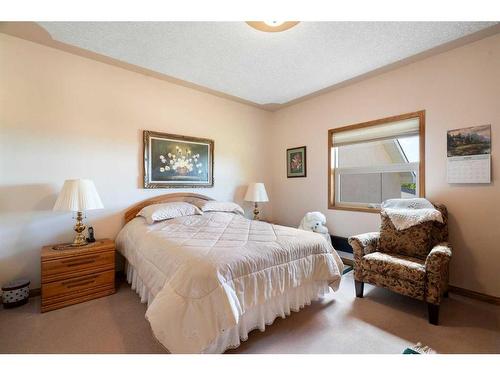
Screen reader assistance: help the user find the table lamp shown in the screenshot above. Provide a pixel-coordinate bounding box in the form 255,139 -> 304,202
53,179 -> 104,247
244,182 -> 269,220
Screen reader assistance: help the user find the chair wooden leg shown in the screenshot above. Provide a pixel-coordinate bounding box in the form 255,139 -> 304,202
355,280 -> 364,298
428,303 -> 440,325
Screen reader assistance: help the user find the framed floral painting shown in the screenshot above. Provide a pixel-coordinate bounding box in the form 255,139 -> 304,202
286,146 -> 307,178
143,130 -> 214,188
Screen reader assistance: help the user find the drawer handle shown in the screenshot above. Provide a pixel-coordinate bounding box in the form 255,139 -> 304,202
62,275 -> 98,288
61,256 -> 99,267
62,260 -> 97,267
64,280 -> 96,289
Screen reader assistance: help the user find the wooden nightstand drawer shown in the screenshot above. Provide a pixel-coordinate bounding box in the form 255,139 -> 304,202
42,250 -> 114,282
41,239 -> 116,312
42,269 -> 114,301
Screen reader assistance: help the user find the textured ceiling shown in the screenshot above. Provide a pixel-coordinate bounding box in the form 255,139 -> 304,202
38,22 -> 496,105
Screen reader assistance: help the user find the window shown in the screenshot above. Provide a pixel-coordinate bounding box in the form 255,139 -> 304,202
328,111 -> 425,212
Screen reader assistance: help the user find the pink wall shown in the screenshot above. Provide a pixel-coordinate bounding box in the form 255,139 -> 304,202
269,33 -> 500,297
0,35 -> 273,289
1,32 -> 499,297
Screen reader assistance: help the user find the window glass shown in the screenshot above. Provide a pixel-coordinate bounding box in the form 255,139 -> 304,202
338,171 -> 417,206
335,136 -> 419,168
328,112 -> 424,211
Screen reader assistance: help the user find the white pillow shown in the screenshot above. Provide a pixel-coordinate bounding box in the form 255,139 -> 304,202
200,201 -> 245,215
137,202 -> 202,225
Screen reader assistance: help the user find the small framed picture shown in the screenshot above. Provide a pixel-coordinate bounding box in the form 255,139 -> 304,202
287,146 -> 307,178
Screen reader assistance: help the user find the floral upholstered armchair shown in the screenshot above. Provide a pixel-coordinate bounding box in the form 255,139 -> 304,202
348,203 -> 451,325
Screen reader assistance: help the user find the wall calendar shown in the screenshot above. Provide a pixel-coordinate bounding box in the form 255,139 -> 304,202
447,124 -> 491,184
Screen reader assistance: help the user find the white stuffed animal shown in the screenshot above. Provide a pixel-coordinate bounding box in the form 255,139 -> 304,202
298,211 -> 332,244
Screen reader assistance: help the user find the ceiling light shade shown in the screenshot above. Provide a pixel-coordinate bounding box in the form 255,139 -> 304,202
264,21 -> 285,27
246,21 -> 299,33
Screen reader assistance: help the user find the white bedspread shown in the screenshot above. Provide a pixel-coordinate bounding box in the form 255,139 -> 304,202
115,212 -> 343,353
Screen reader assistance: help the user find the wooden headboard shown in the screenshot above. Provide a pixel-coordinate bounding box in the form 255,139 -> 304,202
124,193 -> 214,223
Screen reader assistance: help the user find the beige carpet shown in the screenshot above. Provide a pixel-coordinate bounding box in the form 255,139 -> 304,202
1,271 -> 498,354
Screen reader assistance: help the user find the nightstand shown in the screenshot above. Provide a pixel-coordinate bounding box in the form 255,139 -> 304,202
41,239 -> 115,312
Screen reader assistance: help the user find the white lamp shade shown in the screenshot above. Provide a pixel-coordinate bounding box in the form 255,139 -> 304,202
244,182 -> 269,203
53,179 -> 104,212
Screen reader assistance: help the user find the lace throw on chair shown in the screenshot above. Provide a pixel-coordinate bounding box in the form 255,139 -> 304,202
381,198 -> 443,231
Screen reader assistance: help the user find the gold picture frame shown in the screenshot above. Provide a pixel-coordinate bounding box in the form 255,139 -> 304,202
143,130 -> 214,188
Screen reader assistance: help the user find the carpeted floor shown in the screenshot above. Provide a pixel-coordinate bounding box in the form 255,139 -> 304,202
0,271 -> 498,354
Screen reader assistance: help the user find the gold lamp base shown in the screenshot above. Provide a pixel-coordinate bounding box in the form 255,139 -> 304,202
71,211 -> 88,247
253,202 -> 260,221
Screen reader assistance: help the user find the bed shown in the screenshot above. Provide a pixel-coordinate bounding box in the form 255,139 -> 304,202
115,193 -> 344,353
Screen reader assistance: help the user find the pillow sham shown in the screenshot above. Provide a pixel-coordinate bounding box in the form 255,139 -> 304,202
199,201 -> 245,215
137,202 -> 202,225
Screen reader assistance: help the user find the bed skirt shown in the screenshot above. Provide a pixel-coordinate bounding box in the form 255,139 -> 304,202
126,262 -> 156,306
125,262 -> 331,354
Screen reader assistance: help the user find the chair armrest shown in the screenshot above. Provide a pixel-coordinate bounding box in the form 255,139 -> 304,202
348,233 -> 380,281
425,242 -> 452,273
425,242 -> 452,304
348,232 -> 380,257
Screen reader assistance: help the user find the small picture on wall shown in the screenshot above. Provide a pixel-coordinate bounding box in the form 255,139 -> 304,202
447,124 -> 491,157
143,130 -> 214,188
287,146 -> 307,178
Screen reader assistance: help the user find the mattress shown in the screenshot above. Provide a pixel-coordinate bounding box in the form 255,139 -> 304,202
115,211 -> 343,353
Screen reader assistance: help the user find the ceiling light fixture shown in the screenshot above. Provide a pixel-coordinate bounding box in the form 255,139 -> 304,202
246,21 -> 299,33
264,21 -> 284,27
